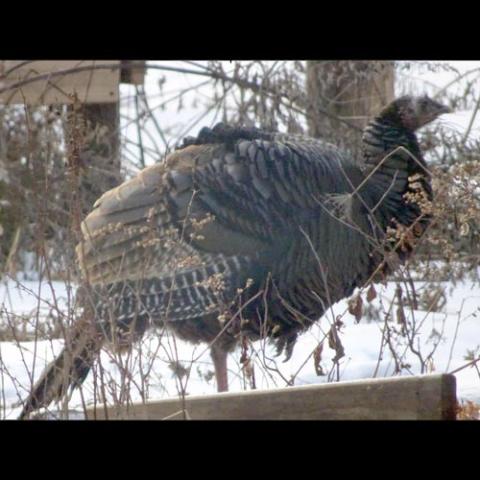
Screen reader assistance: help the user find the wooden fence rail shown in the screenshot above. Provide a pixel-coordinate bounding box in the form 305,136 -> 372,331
85,374 -> 457,420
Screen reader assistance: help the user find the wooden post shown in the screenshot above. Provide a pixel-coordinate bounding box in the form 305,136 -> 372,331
75,61 -> 146,212
306,60 -> 395,157
85,374 -> 457,420
73,101 -> 122,215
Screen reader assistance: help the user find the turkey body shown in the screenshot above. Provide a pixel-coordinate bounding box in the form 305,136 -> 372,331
19,95 -> 449,418
78,121 -> 428,370
83,138 -> 365,346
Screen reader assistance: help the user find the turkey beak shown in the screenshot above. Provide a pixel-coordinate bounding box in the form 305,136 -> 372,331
438,104 -> 452,115
432,99 -> 452,115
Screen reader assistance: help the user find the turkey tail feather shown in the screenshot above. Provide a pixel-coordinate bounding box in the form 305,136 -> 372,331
18,313 -> 101,420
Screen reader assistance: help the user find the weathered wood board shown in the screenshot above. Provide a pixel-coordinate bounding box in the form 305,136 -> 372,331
85,374 -> 457,420
0,60 -> 120,105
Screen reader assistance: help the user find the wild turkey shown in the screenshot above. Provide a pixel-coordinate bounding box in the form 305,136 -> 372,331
19,95 -> 450,418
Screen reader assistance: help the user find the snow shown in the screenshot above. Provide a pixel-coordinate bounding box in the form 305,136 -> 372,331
1,274 -> 479,419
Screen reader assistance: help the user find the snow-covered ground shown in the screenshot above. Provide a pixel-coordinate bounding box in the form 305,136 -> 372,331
1,273 -> 479,419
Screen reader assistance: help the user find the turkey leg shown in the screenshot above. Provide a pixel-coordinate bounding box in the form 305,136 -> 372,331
210,344 -> 229,392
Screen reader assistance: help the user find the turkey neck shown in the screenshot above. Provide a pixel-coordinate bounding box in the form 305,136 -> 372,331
362,117 -> 421,171
359,114 -> 433,238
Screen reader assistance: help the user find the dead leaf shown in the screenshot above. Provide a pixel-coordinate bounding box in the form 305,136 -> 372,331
313,342 -> 325,376
348,295 -> 363,323
367,284 -> 377,303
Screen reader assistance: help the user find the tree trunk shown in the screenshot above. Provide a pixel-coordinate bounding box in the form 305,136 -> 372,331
306,61 -> 395,157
